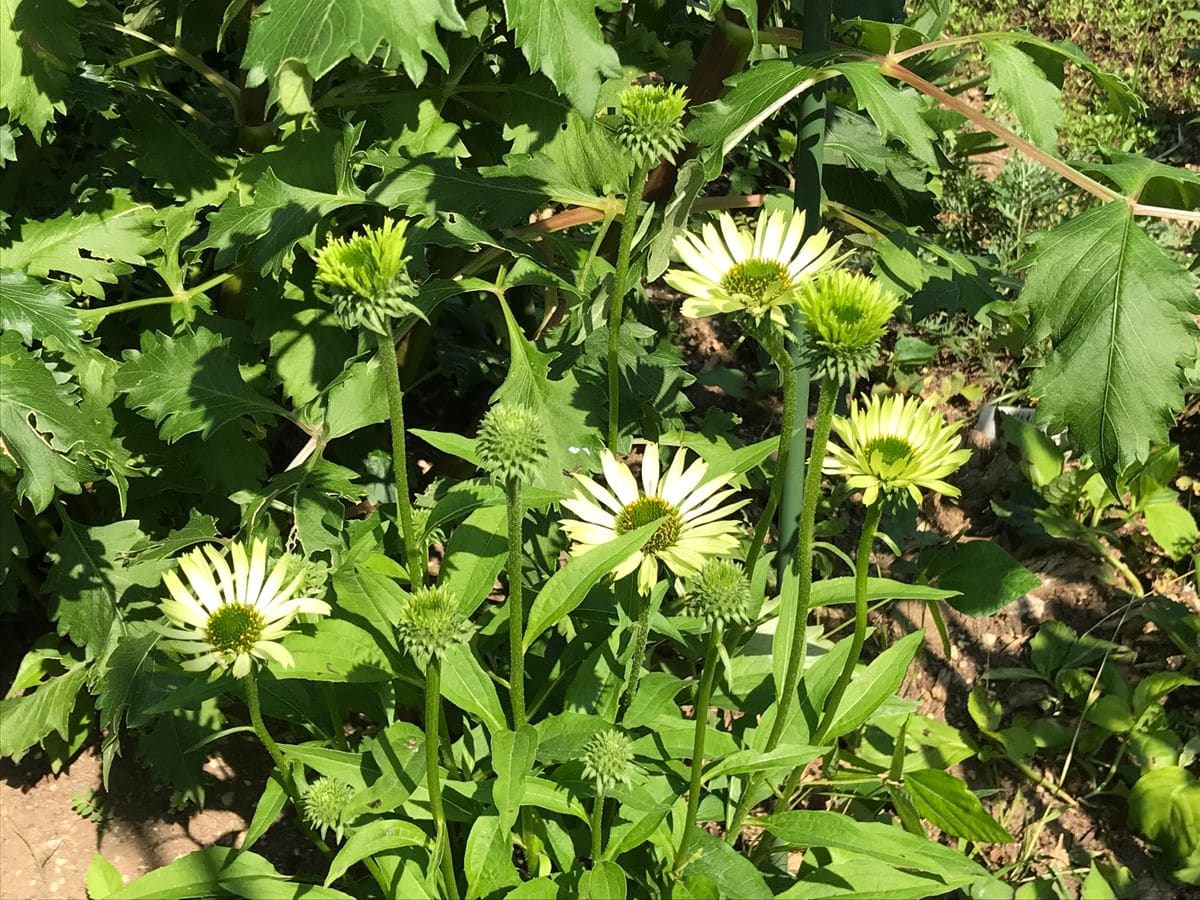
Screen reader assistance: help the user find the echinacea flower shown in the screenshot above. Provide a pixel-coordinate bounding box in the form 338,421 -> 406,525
560,443 -> 746,595
314,218 -> 422,334
665,208 -> 841,326
616,83 -> 688,167
681,558 -> 752,629
157,539 -> 331,678
824,395 -> 971,506
396,585 -> 475,665
476,403 -> 548,486
581,729 -> 639,792
302,777 -> 356,841
797,269 -> 900,382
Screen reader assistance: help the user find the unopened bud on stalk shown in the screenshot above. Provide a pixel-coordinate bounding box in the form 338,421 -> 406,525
797,269 -> 900,383
476,403 -> 547,486
302,777 -> 356,841
396,585 -> 475,665
616,84 -> 688,168
682,558 -> 752,629
314,218 -> 422,335
581,729 -> 639,793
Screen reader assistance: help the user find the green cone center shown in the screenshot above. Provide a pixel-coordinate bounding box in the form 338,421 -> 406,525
205,603 -> 265,654
615,496 -> 683,554
864,435 -> 916,471
721,259 -> 790,312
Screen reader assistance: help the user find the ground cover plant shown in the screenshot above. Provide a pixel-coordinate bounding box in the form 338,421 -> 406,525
1,0 -> 1198,898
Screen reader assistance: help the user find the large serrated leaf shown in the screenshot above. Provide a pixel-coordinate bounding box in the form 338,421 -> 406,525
1018,202 -> 1200,483
983,41 -> 1063,151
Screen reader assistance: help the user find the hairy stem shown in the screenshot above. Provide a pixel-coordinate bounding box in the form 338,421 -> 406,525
590,791 -> 606,862
425,658 -> 459,899
377,327 -> 424,587
812,501 -> 884,743
607,164 -> 650,451
506,477 -> 527,727
77,273 -> 232,326
620,593 -> 655,713
674,626 -> 723,873
726,377 -> 838,844
745,328 -> 799,577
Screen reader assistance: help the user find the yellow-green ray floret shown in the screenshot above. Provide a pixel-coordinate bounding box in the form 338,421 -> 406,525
314,218 -> 421,334
798,269 -> 900,382
617,84 -> 688,167
823,394 -> 971,506
559,442 -> 746,596
665,208 -> 842,326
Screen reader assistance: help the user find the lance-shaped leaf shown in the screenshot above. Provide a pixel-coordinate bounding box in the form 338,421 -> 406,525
983,40 -> 1063,151
1018,202 -> 1200,483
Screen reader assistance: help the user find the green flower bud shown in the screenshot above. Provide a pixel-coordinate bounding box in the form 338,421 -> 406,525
314,218 -> 422,335
302,777 -> 356,841
476,403 -> 547,486
280,552 -> 329,601
616,84 -> 688,168
581,729 -> 638,793
797,269 -> 900,383
397,585 -> 475,665
682,559 -> 752,629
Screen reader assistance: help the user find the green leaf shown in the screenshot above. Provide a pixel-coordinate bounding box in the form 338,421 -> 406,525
332,567 -> 407,655
983,41 -> 1063,151
493,726 -> 539,831
0,662 -> 87,762
533,712 -> 608,763
686,61 -> 823,178
244,0 -> 465,97
810,577 -> 959,607
95,629 -> 159,784
1080,863 -> 1119,900
441,504 -> 508,616
1001,414 -> 1064,487
928,541 -> 1041,617
521,775 -> 589,821
0,334 -> 97,511
1078,150 -> 1200,211
1018,202 -> 1200,483
501,111 -> 632,208
0,270 -> 82,352
0,0 -> 80,138
702,745 -> 826,782
579,861 -> 626,899
2,191 -> 160,297
1132,671 -> 1199,719
904,768 -> 1013,843
1143,493 -> 1199,561
761,810 -> 987,881
281,745 -> 380,790
109,847 -> 353,899
241,772 -> 288,851
779,858 -> 979,899
492,293 -> 596,492
325,819 -> 427,887
115,328 -> 287,442
821,631 -> 923,739
411,429 -> 480,466
503,0 -> 621,113
647,159 -> 706,281
441,643 -> 507,733
279,618 -> 395,682
523,518 -> 665,649
837,62 -> 937,166
196,168 -> 361,276
1128,766 -> 1200,863
681,828 -> 772,899
86,852 -> 124,900
465,815 -> 521,898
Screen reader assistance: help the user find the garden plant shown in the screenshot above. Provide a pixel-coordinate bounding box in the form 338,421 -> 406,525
1,0 -> 1197,898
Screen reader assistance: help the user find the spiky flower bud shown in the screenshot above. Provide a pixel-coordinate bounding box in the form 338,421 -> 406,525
314,218 -> 422,335
581,729 -> 638,793
302,777 -> 356,841
616,84 -> 688,168
682,559 -> 752,629
797,270 -> 900,383
281,552 -> 329,602
396,585 -> 475,665
476,403 -> 548,486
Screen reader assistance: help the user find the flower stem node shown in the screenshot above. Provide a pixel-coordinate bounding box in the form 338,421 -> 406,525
581,729 -> 639,793
666,208 -> 842,326
157,539 -> 331,678
683,559 -> 752,629
824,394 -> 972,506
302,777 -> 356,842
560,443 -> 746,596
314,218 -> 421,335
616,84 -> 688,168
476,403 -> 548,486
396,585 -> 475,665
797,270 -> 900,382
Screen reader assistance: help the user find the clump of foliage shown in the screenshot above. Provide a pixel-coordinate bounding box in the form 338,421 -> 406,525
2,1 -> 1197,898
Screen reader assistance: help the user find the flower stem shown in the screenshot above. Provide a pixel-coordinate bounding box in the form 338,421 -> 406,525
620,593 -> 654,713
745,327 -> 798,577
726,376 -> 838,844
589,791 -> 606,862
813,501 -> 883,743
606,164 -> 650,452
674,626 -> 723,874
425,658 -> 459,899
506,477 -> 527,728
243,668 -> 331,858
377,326 -> 424,587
